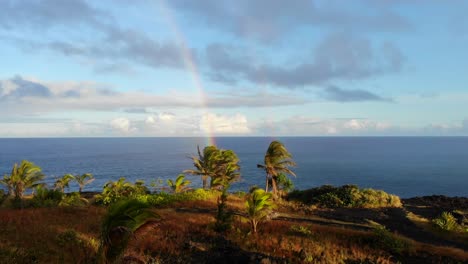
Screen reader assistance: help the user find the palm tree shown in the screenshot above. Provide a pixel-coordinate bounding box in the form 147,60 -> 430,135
73,173 -> 94,193
54,174 -> 74,193
184,146 -> 219,189
1,160 -> 45,199
98,199 -> 159,263
210,149 -> 241,190
245,187 -> 276,233
257,141 -> 296,197
167,174 -> 191,193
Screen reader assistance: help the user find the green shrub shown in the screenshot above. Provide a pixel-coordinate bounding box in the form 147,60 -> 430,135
432,212 -> 459,232
134,188 -> 218,207
373,226 -> 412,255
289,225 -> 312,237
287,185 -> 401,208
59,192 -> 89,207
94,177 -> 149,205
31,186 -> 63,207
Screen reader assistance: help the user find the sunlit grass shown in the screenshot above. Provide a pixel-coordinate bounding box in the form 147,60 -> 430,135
0,192 -> 467,263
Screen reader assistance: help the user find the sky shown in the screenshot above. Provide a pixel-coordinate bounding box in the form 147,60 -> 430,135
0,0 -> 468,137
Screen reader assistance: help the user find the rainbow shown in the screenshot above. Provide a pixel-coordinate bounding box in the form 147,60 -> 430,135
155,0 -> 216,146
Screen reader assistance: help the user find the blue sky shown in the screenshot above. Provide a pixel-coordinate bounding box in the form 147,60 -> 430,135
0,0 -> 467,137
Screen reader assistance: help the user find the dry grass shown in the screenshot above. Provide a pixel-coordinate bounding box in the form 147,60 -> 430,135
0,194 -> 467,263
407,211 -> 468,245
0,206 -> 104,263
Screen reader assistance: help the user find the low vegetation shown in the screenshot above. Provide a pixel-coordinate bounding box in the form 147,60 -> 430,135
288,184 -> 402,208
0,141 -> 466,263
432,211 -> 468,233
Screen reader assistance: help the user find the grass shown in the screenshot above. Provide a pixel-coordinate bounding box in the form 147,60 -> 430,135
0,191 -> 466,263
406,210 -> 468,246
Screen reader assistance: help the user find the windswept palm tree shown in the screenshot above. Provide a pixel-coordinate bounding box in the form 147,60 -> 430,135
98,199 -> 159,263
54,174 -> 75,193
184,146 -> 219,189
1,160 -> 45,199
257,141 -> 296,197
211,149 -> 240,190
167,174 -> 191,193
73,173 -> 94,193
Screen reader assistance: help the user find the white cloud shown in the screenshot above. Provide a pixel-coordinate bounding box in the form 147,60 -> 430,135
199,113 -> 251,134
0,76 -> 306,117
256,116 -> 395,136
145,115 -> 156,125
159,112 -> 175,121
110,117 -> 135,133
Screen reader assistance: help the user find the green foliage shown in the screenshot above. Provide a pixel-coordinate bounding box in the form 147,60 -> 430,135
288,185 -> 402,208
72,173 -> 94,193
289,225 -> 313,237
167,174 -> 191,193
59,192 -> 89,207
257,140 -> 296,197
94,177 -> 148,205
135,188 -> 218,207
185,145 -> 241,190
98,199 -> 159,263
432,212 -> 461,232
53,174 -> 74,193
1,160 -> 45,199
373,225 -> 412,255
31,186 -> 63,207
150,177 -> 165,192
245,187 -> 276,233
213,187 -> 233,233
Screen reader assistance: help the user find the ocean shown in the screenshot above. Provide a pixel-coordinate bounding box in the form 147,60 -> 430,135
0,137 -> 467,198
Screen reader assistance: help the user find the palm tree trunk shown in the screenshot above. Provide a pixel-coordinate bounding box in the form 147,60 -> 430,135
271,177 -> 278,198
251,220 -> 258,233
202,175 -> 208,189
265,174 -> 269,192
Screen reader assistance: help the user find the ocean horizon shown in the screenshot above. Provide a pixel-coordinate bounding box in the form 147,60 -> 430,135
1,136 -> 467,198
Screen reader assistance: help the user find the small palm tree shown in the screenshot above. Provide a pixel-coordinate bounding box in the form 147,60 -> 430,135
98,199 -> 159,263
167,174 -> 191,193
257,141 -> 296,197
54,174 -> 75,193
245,187 -> 276,233
1,160 -> 45,199
184,146 -> 219,189
73,173 -> 94,193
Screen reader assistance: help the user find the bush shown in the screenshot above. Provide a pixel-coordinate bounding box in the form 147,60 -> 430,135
31,186 -> 63,207
94,177 -> 149,205
59,192 -> 89,207
134,188 -> 218,207
432,212 -> 460,232
287,185 -> 401,208
289,225 -> 313,237
373,226 -> 412,255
